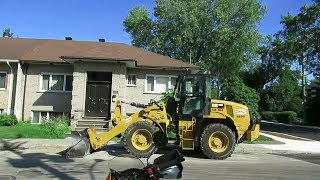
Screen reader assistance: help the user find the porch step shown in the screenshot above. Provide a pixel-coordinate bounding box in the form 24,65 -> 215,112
75,117 -> 110,132
75,127 -> 109,133
77,120 -> 108,125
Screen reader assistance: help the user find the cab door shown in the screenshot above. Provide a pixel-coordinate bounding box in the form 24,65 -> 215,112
179,74 -> 206,117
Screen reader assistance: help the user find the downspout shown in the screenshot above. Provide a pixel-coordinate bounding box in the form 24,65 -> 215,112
6,61 -> 14,114
21,63 -> 29,120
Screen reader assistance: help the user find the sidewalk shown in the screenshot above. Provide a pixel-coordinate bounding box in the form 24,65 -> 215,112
259,132 -> 320,154
1,132 -> 320,155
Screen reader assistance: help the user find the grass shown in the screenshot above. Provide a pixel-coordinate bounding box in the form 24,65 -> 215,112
243,134 -> 275,144
0,122 -> 71,139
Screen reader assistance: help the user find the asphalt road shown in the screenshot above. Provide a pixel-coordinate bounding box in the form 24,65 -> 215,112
261,121 -> 320,141
0,145 -> 319,180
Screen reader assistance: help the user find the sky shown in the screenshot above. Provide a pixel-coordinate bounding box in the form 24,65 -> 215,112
0,0 -> 314,45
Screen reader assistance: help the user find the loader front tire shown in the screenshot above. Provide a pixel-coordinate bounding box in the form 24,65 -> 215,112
124,121 -> 158,158
200,123 -> 236,160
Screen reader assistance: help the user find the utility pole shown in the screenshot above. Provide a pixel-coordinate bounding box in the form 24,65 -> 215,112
301,51 -> 307,122
189,49 -> 192,64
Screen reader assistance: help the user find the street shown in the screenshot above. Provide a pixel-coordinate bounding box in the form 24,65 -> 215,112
261,121 -> 320,141
0,142 -> 319,180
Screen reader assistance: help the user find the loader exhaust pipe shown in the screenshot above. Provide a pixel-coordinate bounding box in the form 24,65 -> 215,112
58,130 -> 92,158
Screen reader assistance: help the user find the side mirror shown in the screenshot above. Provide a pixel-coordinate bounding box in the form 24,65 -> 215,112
152,131 -> 168,147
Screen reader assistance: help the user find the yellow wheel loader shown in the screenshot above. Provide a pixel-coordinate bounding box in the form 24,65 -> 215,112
60,73 -> 260,160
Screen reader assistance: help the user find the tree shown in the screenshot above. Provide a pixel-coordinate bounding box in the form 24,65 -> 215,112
220,77 -> 260,119
306,77 -> 320,125
241,35 -> 294,93
260,66 -> 302,113
124,0 -> 266,80
2,28 -> 13,37
280,0 -> 320,76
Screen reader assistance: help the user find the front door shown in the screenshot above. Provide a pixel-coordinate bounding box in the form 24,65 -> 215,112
85,71 -> 112,118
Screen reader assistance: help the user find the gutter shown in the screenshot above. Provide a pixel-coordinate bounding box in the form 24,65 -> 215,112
60,56 -> 138,67
0,59 -> 19,63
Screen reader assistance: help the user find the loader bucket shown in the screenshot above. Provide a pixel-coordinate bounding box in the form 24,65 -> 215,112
58,131 -> 92,158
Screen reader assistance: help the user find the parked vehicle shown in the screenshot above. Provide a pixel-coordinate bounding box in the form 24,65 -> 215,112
60,73 -> 260,160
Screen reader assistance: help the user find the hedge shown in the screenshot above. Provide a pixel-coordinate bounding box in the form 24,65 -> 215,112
261,111 -> 298,124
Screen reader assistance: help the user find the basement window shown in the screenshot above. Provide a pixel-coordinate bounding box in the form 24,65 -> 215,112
0,109 -> 4,114
32,111 -> 70,124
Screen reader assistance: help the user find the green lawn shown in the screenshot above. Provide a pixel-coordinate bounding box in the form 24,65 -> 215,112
0,123 -> 70,139
243,134 -> 275,144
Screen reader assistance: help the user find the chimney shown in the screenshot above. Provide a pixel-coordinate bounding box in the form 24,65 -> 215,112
65,37 -> 72,40
99,38 -> 105,42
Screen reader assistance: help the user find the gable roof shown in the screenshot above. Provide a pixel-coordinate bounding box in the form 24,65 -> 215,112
0,37 -> 198,69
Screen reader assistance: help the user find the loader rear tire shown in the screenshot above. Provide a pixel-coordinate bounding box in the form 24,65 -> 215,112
123,121 -> 158,158
200,123 -> 236,160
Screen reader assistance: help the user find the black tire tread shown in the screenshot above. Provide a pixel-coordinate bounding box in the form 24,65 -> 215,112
200,123 -> 236,160
123,121 -> 157,158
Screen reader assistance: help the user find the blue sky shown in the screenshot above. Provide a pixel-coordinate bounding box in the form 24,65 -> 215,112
0,0 -> 314,44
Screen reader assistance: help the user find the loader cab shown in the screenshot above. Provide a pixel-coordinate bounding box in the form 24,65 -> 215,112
166,74 -> 211,118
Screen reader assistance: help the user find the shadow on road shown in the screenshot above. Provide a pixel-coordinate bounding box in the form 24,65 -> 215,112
104,142 -> 207,159
0,139 -> 104,179
272,153 -> 320,166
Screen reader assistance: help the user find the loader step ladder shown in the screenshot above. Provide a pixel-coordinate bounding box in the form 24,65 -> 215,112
180,117 -> 196,150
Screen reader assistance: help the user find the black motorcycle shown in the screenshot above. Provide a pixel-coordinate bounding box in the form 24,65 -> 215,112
106,131 -> 185,180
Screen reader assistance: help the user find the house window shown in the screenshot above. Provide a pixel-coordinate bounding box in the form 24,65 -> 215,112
127,74 -> 136,86
32,111 -> 70,124
0,109 -> 4,114
40,73 -> 73,92
0,72 -> 6,90
145,75 -> 177,93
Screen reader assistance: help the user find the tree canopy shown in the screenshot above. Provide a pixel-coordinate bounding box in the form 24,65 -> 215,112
124,0 -> 266,79
242,35 -> 293,93
280,0 -> 320,76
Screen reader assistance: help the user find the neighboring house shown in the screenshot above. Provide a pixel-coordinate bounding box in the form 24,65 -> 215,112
0,37 -> 199,130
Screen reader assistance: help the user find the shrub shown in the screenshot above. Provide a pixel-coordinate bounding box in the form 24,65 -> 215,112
42,116 -> 71,138
0,114 -> 18,126
159,89 -> 174,103
275,111 -> 298,124
260,111 -> 275,121
261,111 -> 298,124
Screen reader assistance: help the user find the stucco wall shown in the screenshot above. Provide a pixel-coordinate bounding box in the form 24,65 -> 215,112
125,68 -> 188,114
23,64 -> 73,119
71,61 -> 127,128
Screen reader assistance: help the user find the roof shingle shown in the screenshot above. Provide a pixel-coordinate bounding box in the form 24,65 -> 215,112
0,37 -> 198,69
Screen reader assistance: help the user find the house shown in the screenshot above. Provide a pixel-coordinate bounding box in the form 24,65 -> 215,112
0,37 -> 199,130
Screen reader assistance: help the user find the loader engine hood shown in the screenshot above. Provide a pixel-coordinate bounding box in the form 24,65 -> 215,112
211,99 -> 249,110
